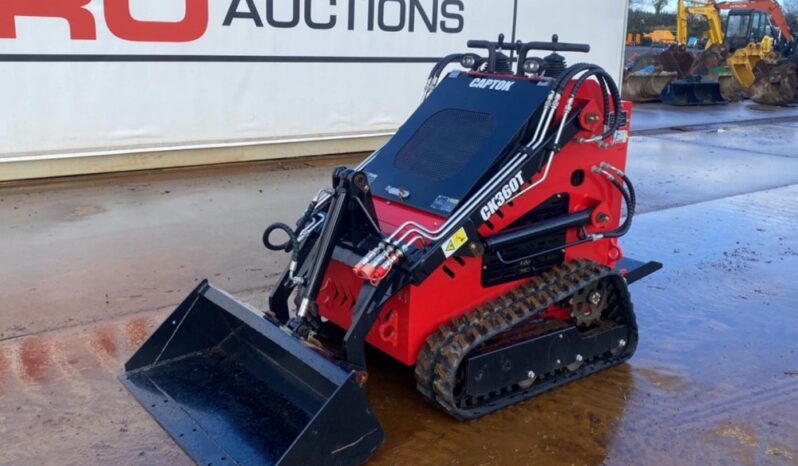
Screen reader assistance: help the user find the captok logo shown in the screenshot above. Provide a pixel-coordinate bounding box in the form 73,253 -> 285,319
0,0 -> 209,42
480,171 -> 524,221
470,78 -> 515,92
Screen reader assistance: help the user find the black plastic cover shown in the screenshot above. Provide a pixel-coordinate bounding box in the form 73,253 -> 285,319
365,72 -> 550,216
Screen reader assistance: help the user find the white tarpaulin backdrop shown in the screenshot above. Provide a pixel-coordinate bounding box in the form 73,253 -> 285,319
0,0 -> 628,168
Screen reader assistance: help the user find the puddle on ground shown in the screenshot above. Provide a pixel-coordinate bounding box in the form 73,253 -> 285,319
1,187 -> 798,465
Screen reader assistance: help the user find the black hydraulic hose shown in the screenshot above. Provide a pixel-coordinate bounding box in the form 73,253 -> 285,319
516,62 -> 596,140
598,76 -> 612,134
554,62 -> 598,93
263,222 -> 299,262
566,67 -> 622,140
428,53 -> 464,80
620,172 -> 636,214
555,64 -> 614,138
604,177 -> 635,239
594,72 -> 623,140
550,61 -> 624,141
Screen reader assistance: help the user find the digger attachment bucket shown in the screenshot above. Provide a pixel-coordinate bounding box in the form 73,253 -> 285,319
660,77 -> 726,106
622,69 -> 678,102
120,281 -> 384,466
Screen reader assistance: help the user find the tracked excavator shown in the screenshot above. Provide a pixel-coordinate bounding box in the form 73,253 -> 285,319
720,0 -> 798,104
624,0 -> 728,104
624,0 -> 798,105
121,35 -> 661,465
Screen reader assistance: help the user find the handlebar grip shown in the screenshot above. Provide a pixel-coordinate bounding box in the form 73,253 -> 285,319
466,40 -> 492,49
467,39 -> 520,51
521,41 -> 590,53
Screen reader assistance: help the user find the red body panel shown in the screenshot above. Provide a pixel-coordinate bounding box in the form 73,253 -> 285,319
318,80 -> 633,366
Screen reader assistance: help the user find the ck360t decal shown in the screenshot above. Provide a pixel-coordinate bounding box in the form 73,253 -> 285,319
480,171 -> 524,221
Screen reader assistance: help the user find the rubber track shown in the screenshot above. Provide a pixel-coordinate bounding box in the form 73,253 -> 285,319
414,259 -> 634,420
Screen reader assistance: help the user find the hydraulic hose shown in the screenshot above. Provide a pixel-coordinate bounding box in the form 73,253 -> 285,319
427,54 -> 464,80
424,53 -> 479,99
263,222 -> 299,263
603,177 -> 635,239
593,71 -> 623,140
561,66 -> 623,141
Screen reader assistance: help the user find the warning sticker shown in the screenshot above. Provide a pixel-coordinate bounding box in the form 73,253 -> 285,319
441,227 -> 469,258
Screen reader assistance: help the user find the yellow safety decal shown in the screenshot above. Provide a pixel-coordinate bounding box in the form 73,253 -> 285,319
441,227 -> 469,258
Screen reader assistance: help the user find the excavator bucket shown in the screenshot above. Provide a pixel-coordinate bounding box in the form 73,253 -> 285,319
621,46 -> 695,102
622,68 -> 678,102
749,62 -> 798,105
120,281 -> 384,466
718,74 -> 747,102
660,77 -> 726,105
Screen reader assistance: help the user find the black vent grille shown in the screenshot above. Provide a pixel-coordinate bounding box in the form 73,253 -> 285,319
481,194 -> 569,287
394,109 -> 496,181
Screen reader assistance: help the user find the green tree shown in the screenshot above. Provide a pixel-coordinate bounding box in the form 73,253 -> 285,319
652,0 -> 669,15
782,0 -> 798,34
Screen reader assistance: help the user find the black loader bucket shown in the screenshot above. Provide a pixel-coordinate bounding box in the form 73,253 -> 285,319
660,77 -> 726,105
120,281 -> 383,466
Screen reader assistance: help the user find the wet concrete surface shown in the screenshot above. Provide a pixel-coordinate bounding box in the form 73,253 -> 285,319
631,101 -> 798,132
1,113 -> 798,465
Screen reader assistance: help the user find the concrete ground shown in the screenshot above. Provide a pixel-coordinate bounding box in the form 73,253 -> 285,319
1,104 -> 798,465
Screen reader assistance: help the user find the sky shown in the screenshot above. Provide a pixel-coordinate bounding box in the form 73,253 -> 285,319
633,0 -> 679,13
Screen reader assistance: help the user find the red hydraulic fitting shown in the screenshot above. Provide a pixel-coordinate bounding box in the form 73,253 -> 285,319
353,245 -> 383,278
368,248 -> 405,285
360,247 -> 392,280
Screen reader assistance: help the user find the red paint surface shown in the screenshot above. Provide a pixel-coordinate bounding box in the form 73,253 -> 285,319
319,82 -> 633,366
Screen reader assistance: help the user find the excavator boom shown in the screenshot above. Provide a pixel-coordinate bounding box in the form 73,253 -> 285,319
714,0 -> 795,43
678,0 -> 725,48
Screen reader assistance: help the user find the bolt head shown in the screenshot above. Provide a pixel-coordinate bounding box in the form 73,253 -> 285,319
619,339 -> 627,347
589,291 -> 602,305
527,370 -> 536,379
556,359 -> 562,365
576,354 -> 584,362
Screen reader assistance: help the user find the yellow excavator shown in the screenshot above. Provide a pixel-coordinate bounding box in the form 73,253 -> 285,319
677,0 -> 725,48
717,0 -> 796,104
624,0 -> 797,104
623,0 -> 726,103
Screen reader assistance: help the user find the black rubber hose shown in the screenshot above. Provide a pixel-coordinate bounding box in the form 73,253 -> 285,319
428,53 -> 464,80
569,68 -> 608,123
594,71 -> 623,140
566,68 -> 622,140
604,177 -> 634,238
263,222 -> 299,261
598,76 -> 612,134
620,173 -> 636,213
514,62 -> 595,148
554,63 -> 599,93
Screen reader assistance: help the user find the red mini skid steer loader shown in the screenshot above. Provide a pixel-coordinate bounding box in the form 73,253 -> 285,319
121,34 -> 661,465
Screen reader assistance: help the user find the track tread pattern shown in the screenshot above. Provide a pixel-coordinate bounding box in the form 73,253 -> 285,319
414,259 -> 635,420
